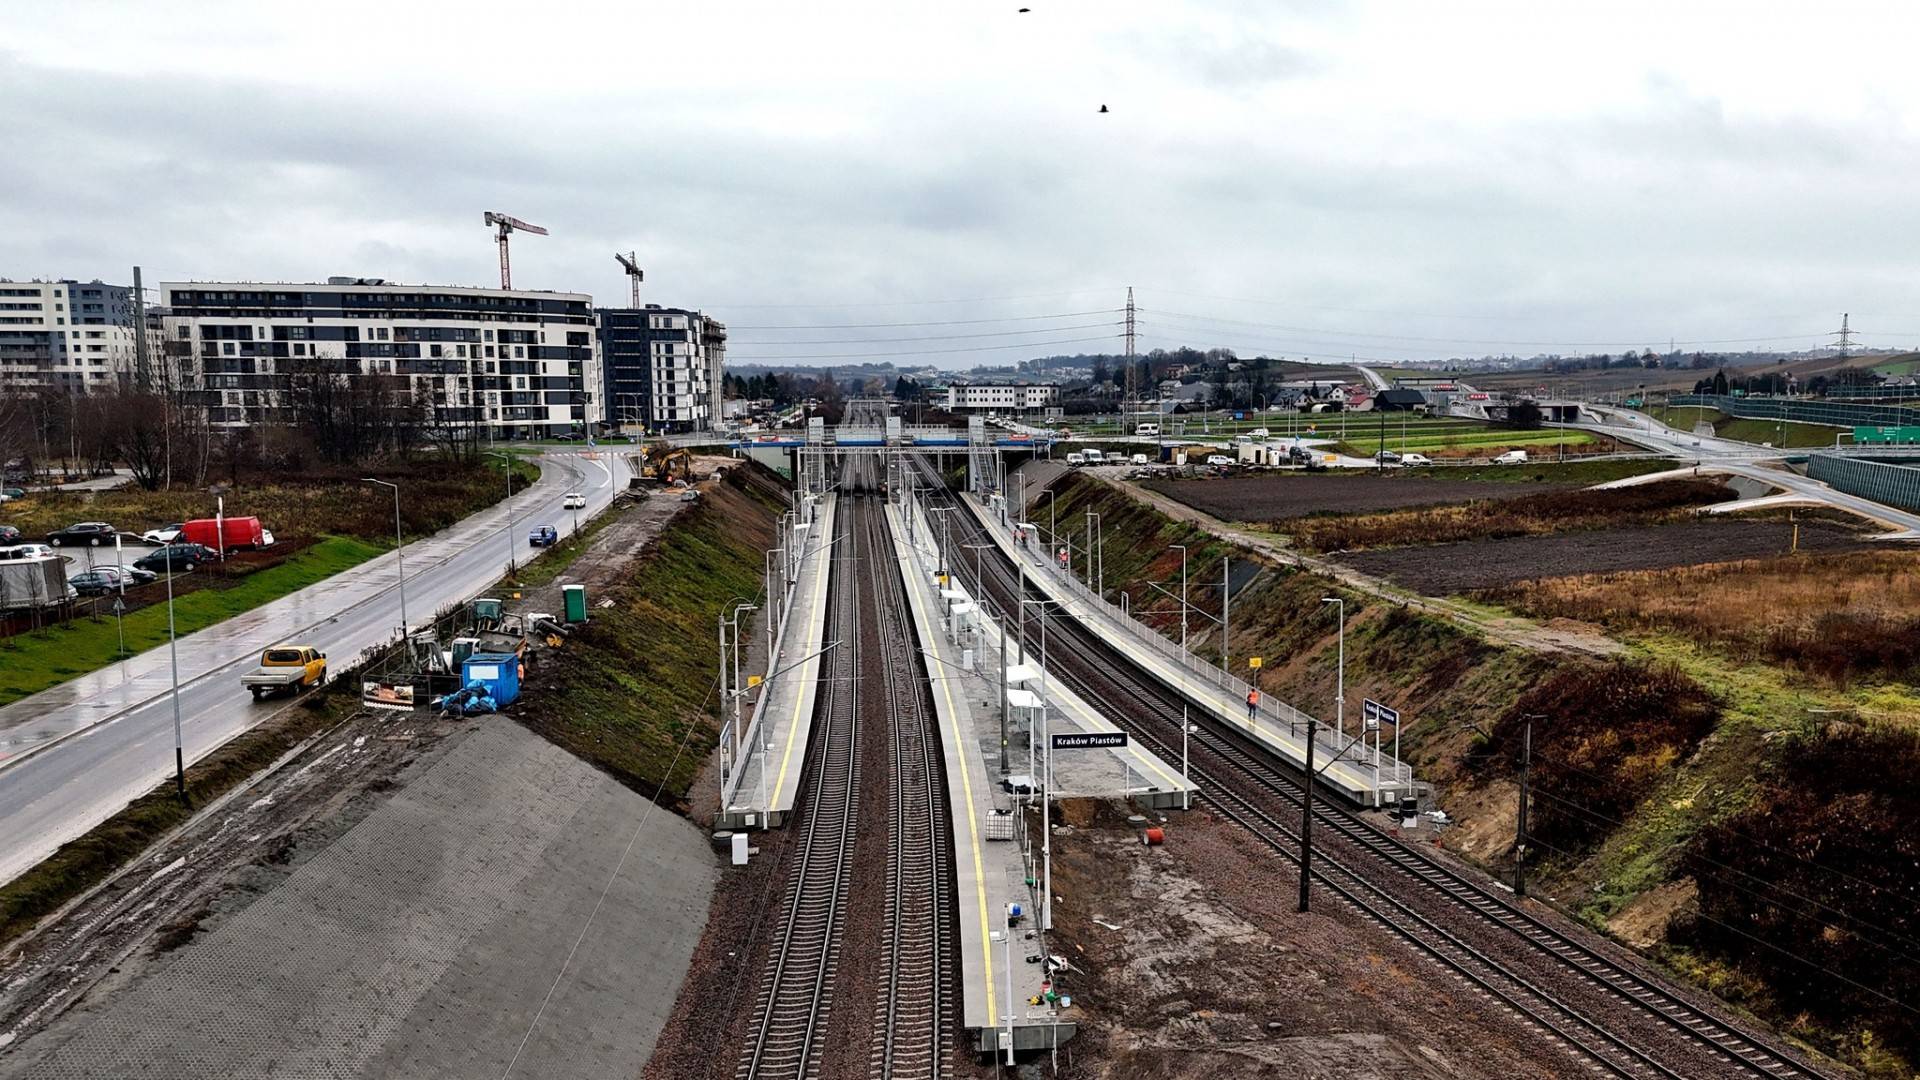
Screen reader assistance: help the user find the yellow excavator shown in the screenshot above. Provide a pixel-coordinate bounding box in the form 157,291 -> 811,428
642,443 -> 694,484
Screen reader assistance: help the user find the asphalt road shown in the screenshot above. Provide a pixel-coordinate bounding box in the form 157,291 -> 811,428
0,450 -> 631,886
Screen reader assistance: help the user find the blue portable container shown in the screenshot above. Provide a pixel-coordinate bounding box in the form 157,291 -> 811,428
460,652 -> 522,706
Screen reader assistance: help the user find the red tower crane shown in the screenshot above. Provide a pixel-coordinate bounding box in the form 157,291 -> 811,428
483,211 -> 548,290
614,251 -> 644,307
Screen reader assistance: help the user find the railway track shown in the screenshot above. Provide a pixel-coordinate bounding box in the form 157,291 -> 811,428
916,465 -> 1834,1080
861,500 -> 955,1080
737,502 -> 863,1080
736,497 -> 956,1080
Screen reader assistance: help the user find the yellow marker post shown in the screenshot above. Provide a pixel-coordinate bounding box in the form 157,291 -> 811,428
1249,656 -> 1262,670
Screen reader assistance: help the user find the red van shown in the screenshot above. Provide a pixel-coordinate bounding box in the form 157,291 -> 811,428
178,516 -> 275,552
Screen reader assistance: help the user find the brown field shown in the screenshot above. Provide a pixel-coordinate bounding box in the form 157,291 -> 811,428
1486,548 -> 1920,684
1338,519 -> 1869,595
1289,479 -> 1728,552
1142,474 -> 1573,522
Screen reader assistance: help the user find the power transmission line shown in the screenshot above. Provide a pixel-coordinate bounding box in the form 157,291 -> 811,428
730,308 -> 1120,330
731,319 -> 1120,346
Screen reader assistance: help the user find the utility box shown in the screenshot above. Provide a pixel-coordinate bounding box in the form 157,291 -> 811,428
563,584 -> 588,624
461,652 -> 522,706
472,597 -> 503,622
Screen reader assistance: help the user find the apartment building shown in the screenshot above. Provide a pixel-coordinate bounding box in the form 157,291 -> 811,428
0,279 -> 152,393
597,304 -> 726,433
941,382 -> 1058,414
161,278 -> 599,437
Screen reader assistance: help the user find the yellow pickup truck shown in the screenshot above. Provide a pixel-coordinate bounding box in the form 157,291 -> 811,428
242,645 -> 328,700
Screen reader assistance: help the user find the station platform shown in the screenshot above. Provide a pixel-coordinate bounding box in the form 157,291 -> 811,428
718,493 -> 838,829
957,491 -> 1419,808
889,498 -> 1196,1056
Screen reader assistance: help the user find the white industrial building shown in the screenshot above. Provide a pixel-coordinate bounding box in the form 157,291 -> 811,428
160,278 -> 601,437
940,382 -> 1058,414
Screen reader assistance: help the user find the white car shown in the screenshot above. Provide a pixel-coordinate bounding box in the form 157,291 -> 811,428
562,492 -> 586,509
1493,450 -> 1530,465
1206,454 -> 1234,466
1399,453 -> 1433,466
1129,453 -> 1149,466
142,523 -> 183,545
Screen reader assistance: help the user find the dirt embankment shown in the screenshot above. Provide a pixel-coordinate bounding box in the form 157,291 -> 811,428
1144,474 -> 1573,522
1049,803 -> 1568,1079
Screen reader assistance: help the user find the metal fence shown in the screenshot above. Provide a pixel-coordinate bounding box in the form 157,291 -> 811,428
1807,453 -> 1920,514
929,491 -> 1412,801
1671,394 -> 1920,428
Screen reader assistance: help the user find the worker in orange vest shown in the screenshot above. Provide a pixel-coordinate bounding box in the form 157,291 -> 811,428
1246,687 -> 1261,720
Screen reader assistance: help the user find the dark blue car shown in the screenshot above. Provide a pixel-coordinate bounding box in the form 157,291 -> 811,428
528,525 -> 558,547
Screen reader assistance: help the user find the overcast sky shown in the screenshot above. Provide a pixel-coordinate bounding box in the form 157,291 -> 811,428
5,0 -> 1920,367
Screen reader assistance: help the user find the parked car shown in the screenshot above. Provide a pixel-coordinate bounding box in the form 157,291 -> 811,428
1493,449 -> 1530,465
179,516 -> 273,551
1065,452 -> 1086,466
134,543 -> 215,572
562,492 -> 586,509
0,487 -> 24,500
0,543 -> 55,561
1399,453 -> 1433,466
112,563 -> 159,585
241,644 -> 327,700
528,525 -> 558,547
141,523 -> 183,545
47,521 -> 117,546
1129,453 -> 1149,466
1206,454 -> 1234,466
69,568 -> 129,596
1374,450 -> 1402,464
0,525 -> 18,544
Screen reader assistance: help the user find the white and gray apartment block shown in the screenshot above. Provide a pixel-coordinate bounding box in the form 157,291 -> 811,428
940,381 -> 1058,414
0,279 -> 156,393
161,279 -> 601,437
597,304 -> 726,434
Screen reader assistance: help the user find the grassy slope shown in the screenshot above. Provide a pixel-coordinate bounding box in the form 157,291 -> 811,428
0,537 -> 384,706
1649,405 -> 1839,448
512,465 -> 786,809
1334,428 -> 1600,456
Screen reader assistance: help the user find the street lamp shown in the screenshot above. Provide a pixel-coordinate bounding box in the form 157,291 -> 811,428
485,450 -> 518,575
362,478 -> 408,635
1322,596 -> 1345,743
164,551 -> 186,804
1170,543 -> 1188,652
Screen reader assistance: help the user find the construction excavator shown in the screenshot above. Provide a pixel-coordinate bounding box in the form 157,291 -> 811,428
641,443 -> 694,485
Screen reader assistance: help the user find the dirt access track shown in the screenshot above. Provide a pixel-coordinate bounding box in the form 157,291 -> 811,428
1143,474 -> 1574,522
1340,518 -> 1869,595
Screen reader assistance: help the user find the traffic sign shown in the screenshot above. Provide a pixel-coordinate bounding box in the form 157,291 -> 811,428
1051,731 -> 1129,750
1248,656 -> 1262,670
1362,698 -> 1399,732
111,598 -> 126,614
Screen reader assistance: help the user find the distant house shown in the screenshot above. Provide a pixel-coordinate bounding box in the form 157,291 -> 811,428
1374,388 -> 1429,412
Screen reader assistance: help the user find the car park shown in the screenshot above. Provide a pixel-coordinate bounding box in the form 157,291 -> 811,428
142,523 -> 183,545
47,521 -> 117,546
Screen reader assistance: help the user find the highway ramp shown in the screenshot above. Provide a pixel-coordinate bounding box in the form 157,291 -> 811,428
0,450 -> 627,886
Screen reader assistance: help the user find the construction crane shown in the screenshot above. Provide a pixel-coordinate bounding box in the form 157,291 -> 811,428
615,251 -> 644,307
483,211 -> 548,290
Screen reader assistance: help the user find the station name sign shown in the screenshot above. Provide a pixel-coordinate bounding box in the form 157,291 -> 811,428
1051,732 -> 1130,750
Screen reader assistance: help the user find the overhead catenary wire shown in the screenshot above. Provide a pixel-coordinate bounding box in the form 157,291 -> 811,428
728,332 -> 1120,361
731,319 -> 1121,346
731,307 -> 1121,330
1139,307 -> 1831,351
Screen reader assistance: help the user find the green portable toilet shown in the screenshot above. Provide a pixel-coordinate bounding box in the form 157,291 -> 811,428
563,584 -> 588,624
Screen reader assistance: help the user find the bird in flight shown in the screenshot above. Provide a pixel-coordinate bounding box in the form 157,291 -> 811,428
1098,104 -> 1109,113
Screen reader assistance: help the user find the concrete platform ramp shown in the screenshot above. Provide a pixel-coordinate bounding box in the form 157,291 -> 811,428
4,718 -> 718,1080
